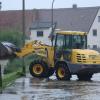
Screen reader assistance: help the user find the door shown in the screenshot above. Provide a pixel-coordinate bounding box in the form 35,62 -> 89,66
54,34 -> 64,61
54,34 -> 72,62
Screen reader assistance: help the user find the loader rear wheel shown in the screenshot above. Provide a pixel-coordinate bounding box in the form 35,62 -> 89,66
77,73 -> 93,81
29,60 -> 48,78
55,63 -> 71,80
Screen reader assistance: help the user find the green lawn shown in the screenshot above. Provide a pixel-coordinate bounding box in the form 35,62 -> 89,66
0,54 -> 35,90
0,69 -> 22,90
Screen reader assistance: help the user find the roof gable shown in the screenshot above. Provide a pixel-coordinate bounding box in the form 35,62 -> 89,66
0,7 -> 99,34
38,7 -> 99,32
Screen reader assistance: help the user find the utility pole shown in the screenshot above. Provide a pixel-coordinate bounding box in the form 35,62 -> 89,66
0,2 -> 2,10
22,0 -> 26,76
0,2 -> 3,93
51,0 -> 55,46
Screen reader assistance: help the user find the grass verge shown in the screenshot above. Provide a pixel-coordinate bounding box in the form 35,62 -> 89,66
0,69 -> 22,90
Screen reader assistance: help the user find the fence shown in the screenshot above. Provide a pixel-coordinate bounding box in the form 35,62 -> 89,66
0,64 -> 2,88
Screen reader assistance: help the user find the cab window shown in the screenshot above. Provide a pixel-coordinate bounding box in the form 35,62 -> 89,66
55,34 -> 64,49
72,35 -> 86,49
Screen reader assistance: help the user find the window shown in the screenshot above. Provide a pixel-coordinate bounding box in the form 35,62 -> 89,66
93,45 -> 97,49
56,35 -> 64,48
93,29 -> 97,36
55,35 -> 64,59
37,31 -> 43,37
98,16 -> 100,22
72,35 -> 86,49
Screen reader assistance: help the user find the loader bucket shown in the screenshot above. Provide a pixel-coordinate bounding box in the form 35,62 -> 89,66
0,42 -> 20,60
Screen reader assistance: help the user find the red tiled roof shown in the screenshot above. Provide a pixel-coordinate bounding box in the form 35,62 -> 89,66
0,10 -> 34,33
0,7 -> 99,36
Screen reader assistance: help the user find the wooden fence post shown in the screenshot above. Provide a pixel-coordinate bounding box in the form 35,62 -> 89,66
0,64 -> 2,89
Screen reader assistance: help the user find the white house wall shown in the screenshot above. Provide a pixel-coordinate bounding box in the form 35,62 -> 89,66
88,8 -> 100,50
30,28 -> 52,45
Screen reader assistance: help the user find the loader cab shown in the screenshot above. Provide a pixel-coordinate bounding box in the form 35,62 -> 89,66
54,31 -> 87,61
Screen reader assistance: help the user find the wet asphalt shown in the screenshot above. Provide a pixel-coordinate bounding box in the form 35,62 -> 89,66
0,74 -> 100,100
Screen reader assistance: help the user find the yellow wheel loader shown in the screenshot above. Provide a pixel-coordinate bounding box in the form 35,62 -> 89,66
15,31 -> 100,80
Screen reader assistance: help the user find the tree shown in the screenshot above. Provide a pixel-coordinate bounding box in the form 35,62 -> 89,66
0,29 -> 23,47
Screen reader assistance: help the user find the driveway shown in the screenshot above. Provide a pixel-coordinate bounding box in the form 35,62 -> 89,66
0,74 -> 100,100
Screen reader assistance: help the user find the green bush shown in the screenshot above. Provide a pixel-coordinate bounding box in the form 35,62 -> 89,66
4,58 -> 23,74
0,29 -> 23,47
4,54 -> 36,74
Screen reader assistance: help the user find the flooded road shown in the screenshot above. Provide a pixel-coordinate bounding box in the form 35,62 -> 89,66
0,74 -> 100,100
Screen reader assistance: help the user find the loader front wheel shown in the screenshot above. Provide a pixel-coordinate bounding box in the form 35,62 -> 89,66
29,60 -> 48,78
55,63 -> 71,80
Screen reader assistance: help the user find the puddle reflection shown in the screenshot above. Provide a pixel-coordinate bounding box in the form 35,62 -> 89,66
0,74 -> 100,100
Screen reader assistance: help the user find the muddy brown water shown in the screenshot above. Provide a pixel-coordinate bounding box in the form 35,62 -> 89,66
0,74 -> 100,100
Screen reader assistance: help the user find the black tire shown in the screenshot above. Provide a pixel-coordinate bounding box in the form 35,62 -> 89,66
77,73 -> 93,81
29,60 -> 48,78
55,62 -> 71,80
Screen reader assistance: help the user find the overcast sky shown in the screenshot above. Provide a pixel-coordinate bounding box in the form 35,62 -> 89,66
0,0 -> 100,10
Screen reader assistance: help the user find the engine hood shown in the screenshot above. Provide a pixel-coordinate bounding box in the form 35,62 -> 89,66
71,49 -> 100,64
72,49 -> 100,55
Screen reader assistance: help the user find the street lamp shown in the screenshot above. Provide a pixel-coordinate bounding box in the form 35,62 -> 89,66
22,0 -> 26,76
51,0 -> 55,46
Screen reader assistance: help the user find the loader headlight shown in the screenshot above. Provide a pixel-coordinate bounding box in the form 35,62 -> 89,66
89,55 -> 97,59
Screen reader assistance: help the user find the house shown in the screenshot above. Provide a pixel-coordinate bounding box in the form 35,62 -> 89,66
88,8 -> 100,51
0,6 -> 100,50
30,5 -> 100,51
30,22 -> 53,45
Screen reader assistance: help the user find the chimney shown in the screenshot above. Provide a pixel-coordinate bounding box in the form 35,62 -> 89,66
73,4 -> 77,9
